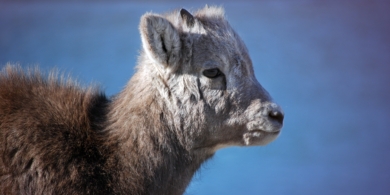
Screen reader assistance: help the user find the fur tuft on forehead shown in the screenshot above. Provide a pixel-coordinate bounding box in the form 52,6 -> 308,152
162,6 -> 226,34
194,6 -> 225,20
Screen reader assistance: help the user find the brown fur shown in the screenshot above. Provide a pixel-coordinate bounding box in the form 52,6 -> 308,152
0,6 -> 283,195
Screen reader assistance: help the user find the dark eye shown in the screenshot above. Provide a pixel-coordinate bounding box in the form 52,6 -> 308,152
203,68 -> 222,78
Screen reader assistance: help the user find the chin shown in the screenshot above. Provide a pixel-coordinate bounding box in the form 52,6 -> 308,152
243,130 -> 281,146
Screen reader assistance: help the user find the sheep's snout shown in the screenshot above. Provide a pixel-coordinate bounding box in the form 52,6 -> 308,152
267,103 -> 284,129
245,102 -> 284,133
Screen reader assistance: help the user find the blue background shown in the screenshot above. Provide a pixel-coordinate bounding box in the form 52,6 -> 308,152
1,1 -> 389,194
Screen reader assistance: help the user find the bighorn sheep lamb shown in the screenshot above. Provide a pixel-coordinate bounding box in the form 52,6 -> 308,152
0,6 -> 284,195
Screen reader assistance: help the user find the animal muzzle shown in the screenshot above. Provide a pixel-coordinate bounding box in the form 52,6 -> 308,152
245,102 -> 284,133
240,102 -> 284,146
265,103 -> 284,130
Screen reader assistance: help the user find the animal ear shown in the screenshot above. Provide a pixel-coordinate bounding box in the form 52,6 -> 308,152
180,9 -> 195,27
139,13 -> 181,68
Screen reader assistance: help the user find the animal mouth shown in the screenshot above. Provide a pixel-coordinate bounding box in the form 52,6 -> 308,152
249,129 -> 280,134
243,129 -> 280,146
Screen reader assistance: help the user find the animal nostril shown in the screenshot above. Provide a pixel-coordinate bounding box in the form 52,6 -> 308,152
269,110 -> 284,124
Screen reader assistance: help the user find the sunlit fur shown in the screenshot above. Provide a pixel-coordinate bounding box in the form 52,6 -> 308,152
0,6 -> 283,195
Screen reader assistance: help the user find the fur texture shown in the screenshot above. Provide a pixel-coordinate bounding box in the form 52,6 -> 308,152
0,6 -> 284,195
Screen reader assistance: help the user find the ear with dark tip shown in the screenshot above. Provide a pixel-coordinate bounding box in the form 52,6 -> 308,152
180,8 -> 195,27
139,14 -> 181,68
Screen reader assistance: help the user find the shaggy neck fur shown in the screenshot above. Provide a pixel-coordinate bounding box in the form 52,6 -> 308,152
104,57 -> 212,195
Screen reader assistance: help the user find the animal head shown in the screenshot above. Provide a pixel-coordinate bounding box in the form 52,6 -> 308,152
138,6 -> 284,153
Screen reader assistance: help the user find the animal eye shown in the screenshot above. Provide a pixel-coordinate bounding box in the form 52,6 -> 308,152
203,68 -> 222,78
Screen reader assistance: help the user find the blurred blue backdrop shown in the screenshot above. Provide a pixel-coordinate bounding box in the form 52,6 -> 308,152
1,1 -> 389,194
